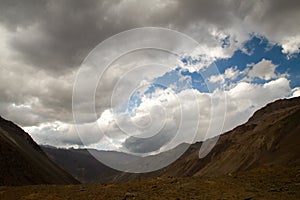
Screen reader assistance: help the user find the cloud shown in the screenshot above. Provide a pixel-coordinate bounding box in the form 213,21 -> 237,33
248,59 -> 278,80
0,61 -> 75,126
292,87 -> 300,98
0,0 -> 47,30
24,122 -> 83,147
281,35 -> 300,56
87,74 -> 292,155
97,88 -> 199,153
0,0 -> 298,74
209,59 -> 279,86
181,44 -> 235,72
209,66 -> 240,83
25,120 -> 105,147
0,0 -> 299,151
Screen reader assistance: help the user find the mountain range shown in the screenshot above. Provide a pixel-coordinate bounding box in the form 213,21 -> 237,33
42,96 -> 300,183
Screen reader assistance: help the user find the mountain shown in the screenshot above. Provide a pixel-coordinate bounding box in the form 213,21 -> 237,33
163,96 -> 300,177
42,97 -> 300,183
41,146 -> 124,183
0,116 -> 79,186
42,144 -> 189,183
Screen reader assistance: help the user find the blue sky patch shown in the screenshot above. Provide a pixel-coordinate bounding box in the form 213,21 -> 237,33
122,35 -> 300,113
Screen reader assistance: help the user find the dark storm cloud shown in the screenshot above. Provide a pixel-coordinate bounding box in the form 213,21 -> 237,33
2,0 -> 230,73
0,0 -> 248,73
258,0 -> 300,36
8,0 -> 128,72
171,0 -> 243,27
0,0 -> 47,30
2,0 -> 300,73
6,0 -> 176,73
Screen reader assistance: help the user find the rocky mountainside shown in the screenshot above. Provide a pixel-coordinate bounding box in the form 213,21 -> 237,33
42,97 -> 300,183
0,116 -> 79,186
163,96 -> 300,177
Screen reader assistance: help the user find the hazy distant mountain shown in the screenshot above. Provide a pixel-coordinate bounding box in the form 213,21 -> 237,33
42,143 -> 189,183
41,147 -> 125,183
42,97 -> 300,183
0,116 -> 79,186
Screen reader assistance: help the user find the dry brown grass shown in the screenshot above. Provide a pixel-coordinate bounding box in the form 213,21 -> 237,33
0,166 -> 299,200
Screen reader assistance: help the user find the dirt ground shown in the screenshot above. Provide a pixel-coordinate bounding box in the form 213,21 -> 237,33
0,166 -> 299,200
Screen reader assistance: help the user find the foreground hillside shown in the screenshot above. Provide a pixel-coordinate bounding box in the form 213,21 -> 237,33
0,166 -> 299,200
0,116 -> 79,186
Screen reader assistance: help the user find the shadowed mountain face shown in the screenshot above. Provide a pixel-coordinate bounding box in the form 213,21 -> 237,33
0,116 -> 79,186
42,97 -> 300,183
41,147 -> 124,184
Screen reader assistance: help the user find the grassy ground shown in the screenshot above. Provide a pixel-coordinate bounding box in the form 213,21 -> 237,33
0,166 -> 299,200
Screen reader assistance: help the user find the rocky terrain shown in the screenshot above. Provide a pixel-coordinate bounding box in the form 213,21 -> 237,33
0,166 -> 299,199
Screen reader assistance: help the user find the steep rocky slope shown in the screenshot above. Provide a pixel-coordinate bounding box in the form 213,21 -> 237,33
0,116 -> 79,186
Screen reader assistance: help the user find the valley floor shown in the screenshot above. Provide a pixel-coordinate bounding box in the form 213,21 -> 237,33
0,166 -> 299,200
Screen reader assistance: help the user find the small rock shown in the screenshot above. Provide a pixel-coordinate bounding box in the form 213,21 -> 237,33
151,185 -> 157,189
269,188 -> 279,192
123,192 -> 136,200
170,179 -> 178,184
244,196 -> 253,200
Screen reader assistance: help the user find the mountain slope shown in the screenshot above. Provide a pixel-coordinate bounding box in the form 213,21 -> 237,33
41,147 -> 123,183
42,143 -> 191,183
0,116 -> 79,186
163,96 -> 300,177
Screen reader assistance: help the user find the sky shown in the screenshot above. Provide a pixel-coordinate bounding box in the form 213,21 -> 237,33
0,0 -> 300,156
